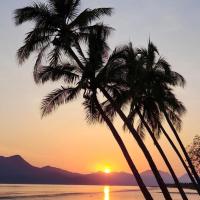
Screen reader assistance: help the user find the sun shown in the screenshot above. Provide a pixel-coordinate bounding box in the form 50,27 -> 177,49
104,167 -> 111,174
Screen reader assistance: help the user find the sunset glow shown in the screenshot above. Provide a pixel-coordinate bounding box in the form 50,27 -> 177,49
104,168 -> 111,174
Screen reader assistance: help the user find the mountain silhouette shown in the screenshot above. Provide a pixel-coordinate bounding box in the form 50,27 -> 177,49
0,155 -> 175,186
179,173 -> 192,183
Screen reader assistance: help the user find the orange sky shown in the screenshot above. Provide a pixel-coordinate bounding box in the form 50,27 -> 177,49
0,0 -> 200,176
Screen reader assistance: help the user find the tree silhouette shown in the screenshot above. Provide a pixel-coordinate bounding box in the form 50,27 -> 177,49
187,135 -> 200,176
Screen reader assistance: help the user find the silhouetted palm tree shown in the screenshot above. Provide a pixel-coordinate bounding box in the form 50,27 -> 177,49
15,11 -> 153,199
100,43 -> 188,199
96,47 -> 173,199
121,42 -> 188,199
136,41 -> 200,188
102,41 -> 199,196
21,23 -> 154,199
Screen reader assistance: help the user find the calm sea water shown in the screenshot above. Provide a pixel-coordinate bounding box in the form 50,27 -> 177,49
0,184 -> 198,200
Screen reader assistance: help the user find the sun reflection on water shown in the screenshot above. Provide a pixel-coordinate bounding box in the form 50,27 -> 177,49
104,186 -> 110,200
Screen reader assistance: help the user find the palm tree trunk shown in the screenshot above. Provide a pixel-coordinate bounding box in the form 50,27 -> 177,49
163,110 -> 200,186
99,87 -> 172,200
136,109 -> 188,200
159,123 -> 200,195
68,47 -> 85,70
93,96 -> 154,200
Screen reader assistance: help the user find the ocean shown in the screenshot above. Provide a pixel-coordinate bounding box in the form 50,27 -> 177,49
0,184 -> 198,200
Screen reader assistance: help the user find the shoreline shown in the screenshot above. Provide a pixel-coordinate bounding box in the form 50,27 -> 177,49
167,183 -> 195,190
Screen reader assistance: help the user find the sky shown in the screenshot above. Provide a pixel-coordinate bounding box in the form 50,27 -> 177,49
0,0 -> 200,176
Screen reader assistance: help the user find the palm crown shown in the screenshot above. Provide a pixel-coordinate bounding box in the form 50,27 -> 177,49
35,24 -> 112,124
14,0 -> 112,81
101,41 -> 186,138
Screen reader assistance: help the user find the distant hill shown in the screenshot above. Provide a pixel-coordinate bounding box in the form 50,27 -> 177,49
179,173 -> 191,183
0,155 -> 175,186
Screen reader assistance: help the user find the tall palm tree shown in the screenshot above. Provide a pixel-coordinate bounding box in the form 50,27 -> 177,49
15,1 -> 172,198
103,41 -> 199,195
17,19 -> 154,198
100,43 -> 189,199
96,50 -> 173,199
137,41 -> 200,188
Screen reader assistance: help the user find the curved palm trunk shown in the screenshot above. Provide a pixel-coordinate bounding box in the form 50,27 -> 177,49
68,48 -> 85,70
136,109 -> 188,200
163,110 -> 200,186
159,123 -> 200,195
99,87 -> 172,200
94,96 -> 154,200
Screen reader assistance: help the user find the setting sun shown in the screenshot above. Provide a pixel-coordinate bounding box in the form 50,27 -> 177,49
104,168 -> 111,174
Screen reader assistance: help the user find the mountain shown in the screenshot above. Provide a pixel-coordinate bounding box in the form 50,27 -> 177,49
140,170 -> 174,186
0,155 -> 174,186
179,173 -> 191,183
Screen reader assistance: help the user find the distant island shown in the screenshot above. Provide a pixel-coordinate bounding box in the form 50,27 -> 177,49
0,155 -> 192,186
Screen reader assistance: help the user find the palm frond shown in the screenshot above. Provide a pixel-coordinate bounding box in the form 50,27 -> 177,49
170,71 -> 186,87
83,94 -> 102,124
41,86 -> 81,117
70,8 -> 113,28
36,64 -> 80,84
34,44 -> 50,83
14,2 -> 52,25
101,100 -> 116,122
48,45 -> 63,66
48,0 -> 81,20
80,24 -> 114,38
155,57 -> 171,74
67,0 -> 82,21
136,122 -> 146,140
17,28 -> 52,64
166,109 -> 182,132
73,40 -> 87,63
148,40 -> 159,55
107,45 -> 128,63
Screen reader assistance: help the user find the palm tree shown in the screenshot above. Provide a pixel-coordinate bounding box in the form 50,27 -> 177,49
137,41 -> 200,188
99,43 -> 189,199
126,42 -> 189,199
96,50 -> 173,199
16,18 -> 154,198
103,41 -> 199,196
14,1 -> 172,198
